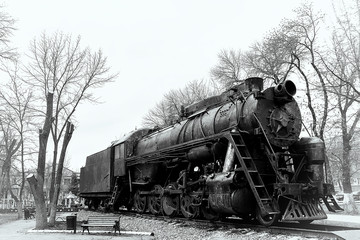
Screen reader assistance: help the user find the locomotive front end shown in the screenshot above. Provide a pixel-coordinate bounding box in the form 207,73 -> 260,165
238,78 -> 302,147
202,78 -> 342,225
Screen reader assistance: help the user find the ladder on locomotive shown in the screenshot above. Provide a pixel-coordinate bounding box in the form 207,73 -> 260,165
228,131 -> 280,216
109,177 -> 120,207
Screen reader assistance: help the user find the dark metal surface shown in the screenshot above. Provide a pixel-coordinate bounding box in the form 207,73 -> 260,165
79,148 -> 112,195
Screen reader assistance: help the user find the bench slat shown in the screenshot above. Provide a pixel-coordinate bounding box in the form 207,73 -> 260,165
87,219 -> 118,221
82,224 -> 116,227
84,223 -> 117,225
87,220 -> 118,222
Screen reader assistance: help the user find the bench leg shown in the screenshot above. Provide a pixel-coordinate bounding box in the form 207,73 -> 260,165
114,221 -> 121,235
82,226 -> 90,235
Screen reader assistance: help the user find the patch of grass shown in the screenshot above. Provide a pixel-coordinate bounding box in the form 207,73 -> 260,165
0,213 -> 19,225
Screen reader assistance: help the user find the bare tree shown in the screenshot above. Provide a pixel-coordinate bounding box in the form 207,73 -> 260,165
25,32 -> 117,228
143,79 -> 221,128
244,31 -> 296,84
0,6 -> 16,61
0,121 -> 21,201
26,92 -> 52,229
143,100 -> 172,128
276,3 -> 330,141
0,61 -> 35,219
210,49 -> 246,88
328,0 -> 360,100
320,0 -> 360,214
0,6 -> 19,207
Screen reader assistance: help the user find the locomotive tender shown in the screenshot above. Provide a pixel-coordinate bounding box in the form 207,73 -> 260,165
80,77 -> 342,226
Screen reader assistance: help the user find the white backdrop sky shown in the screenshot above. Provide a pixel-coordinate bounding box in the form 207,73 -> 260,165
3,0 -> 333,171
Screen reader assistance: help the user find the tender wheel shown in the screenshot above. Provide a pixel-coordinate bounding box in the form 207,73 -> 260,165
148,185 -> 163,215
161,183 -> 179,217
255,206 -> 279,227
134,189 -> 147,213
180,193 -> 200,219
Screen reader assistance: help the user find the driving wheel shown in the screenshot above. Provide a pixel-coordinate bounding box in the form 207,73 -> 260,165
148,185 -> 163,215
134,189 -> 147,213
180,193 -> 200,219
161,183 -> 179,217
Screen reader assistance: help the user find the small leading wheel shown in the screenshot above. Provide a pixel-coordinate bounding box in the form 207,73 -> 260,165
134,189 -> 147,213
148,185 -> 163,215
180,193 -> 200,219
161,183 -> 179,217
255,206 -> 279,227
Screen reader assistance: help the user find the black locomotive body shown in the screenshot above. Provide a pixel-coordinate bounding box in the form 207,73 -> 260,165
80,77 -> 341,226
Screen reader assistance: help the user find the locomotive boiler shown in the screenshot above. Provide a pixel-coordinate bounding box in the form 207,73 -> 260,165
80,77 -> 342,226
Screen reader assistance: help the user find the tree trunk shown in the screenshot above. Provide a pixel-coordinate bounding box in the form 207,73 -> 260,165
16,201 -> 23,219
343,193 -> 359,214
342,130 -> 352,194
324,155 -> 334,185
28,92 -> 53,229
27,174 -> 48,228
49,122 -> 74,226
0,139 -> 21,197
48,145 -> 58,218
49,144 -> 58,210
8,183 -> 22,220
19,136 -> 25,220
341,125 -> 358,214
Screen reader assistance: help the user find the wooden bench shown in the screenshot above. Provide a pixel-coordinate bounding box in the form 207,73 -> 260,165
81,215 -> 121,235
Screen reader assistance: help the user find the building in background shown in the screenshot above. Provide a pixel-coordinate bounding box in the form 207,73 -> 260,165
0,167 -> 80,210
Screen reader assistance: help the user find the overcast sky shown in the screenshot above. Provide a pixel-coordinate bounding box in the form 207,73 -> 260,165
4,0 -> 333,171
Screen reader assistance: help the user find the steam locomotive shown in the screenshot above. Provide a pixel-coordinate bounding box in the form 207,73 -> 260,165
80,77 -> 342,226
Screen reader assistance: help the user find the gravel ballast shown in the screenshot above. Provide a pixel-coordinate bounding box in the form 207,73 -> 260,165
74,210 -> 320,240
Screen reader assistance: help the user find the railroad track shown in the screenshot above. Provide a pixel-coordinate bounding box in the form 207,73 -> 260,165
112,209 -> 359,240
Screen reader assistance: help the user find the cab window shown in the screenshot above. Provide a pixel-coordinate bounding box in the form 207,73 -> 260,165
115,144 -> 124,160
